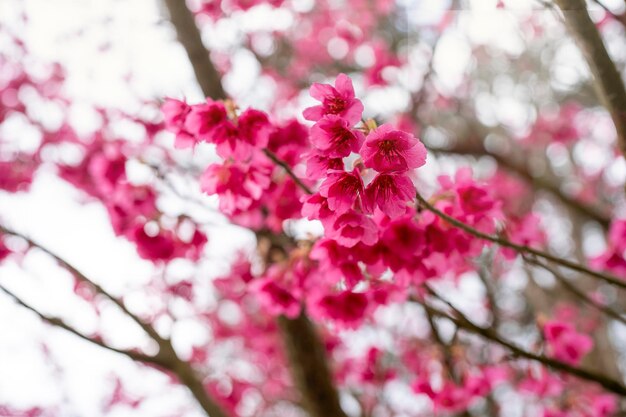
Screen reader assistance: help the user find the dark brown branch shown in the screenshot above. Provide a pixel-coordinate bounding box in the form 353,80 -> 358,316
554,0 -> 626,161
477,265 -> 501,329
424,307 -> 457,381
420,290 -> 626,396
416,192 -> 626,289
278,314 -> 348,417
163,0 -> 226,100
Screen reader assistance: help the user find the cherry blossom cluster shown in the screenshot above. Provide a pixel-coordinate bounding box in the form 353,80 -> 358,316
156,72 -> 620,415
164,75 -> 523,328
2,8 -> 624,415
58,136 -> 207,263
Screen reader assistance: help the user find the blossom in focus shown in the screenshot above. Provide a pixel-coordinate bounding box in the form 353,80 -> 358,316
303,73 -> 364,125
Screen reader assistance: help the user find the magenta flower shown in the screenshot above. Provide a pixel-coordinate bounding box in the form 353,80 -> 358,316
305,151 -> 344,180
200,160 -> 272,215
129,224 -> 176,262
543,320 -> 593,365
328,210 -> 378,248
301,193 -> 335,228
364,172 -> 415,218
310,115 -> 365,158
210,108 -> 271,159
303,73 -> 364,125
360,123 -> 427,172
380,213 -> 424,265
162,98 -> 197,148
251,277 -> 301,319
234,108 -> 272,155
184,99 -> 228,142
0,235 -> 11,261
319,169 -> 365,213
310,290 -> 369,329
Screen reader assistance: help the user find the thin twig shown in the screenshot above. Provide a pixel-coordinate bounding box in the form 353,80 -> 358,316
424,307 -> 458,381
477,263 -> 501,329
0,223 -> 230,417
0,284 -> 163,366
525,256 -> 626,326
419,288 -> 626,396
263,149 -> 314,195
0,224 -> 167,345
428,144 -> 610,229
415,192 -> 626,290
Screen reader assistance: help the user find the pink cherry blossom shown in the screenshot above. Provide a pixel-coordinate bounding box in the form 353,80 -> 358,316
310,115 -> 365,158
360,123 -> 427,172
162,98 -> 196,148
319,169 -> 365,213
183,99 -> 228,143
303,73 -> 364,125
310,290 -> 368,328
364,172 -> 415,218
543,320 -> 593,365
309,238 -> 364,287
128,224 -> 176,262
327,210 -> 378,247
200,159 -> 272,215
0,235 -> 10,261
301,193 -> 335,227
0,160 -> 35,192
304,151 -> 344,180
251,277 -> 301,318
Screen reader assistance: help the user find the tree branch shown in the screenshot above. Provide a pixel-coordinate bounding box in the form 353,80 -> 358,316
263,149 -> 313,195
420,289 -> 626,396
416,192 -> 626,289
163,0 -> 226,100
0,224 -> 166,345
0,284 -> 162,366
278,314 -> 348,417
428,143 -> 611,230
554,0 -> 626,161
525,256 -> 626,325
0,223 -> 230,417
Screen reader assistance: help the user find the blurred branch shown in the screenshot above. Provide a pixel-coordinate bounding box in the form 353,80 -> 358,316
427,140 -> 611,230
590,0 -> 626,28
0,223 -> 230,417
525,256 -> 626,325
477,264 -> 501,329
162,0 -> 226,100
263,149 -> 314,195
278,314 -> 349,417
415,193 -> 626,289
554,0 -> 626,163
0,284 -> 162,366
0,224 -> 166,345
424,307 -> 458,381
420,288 -> 626,396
